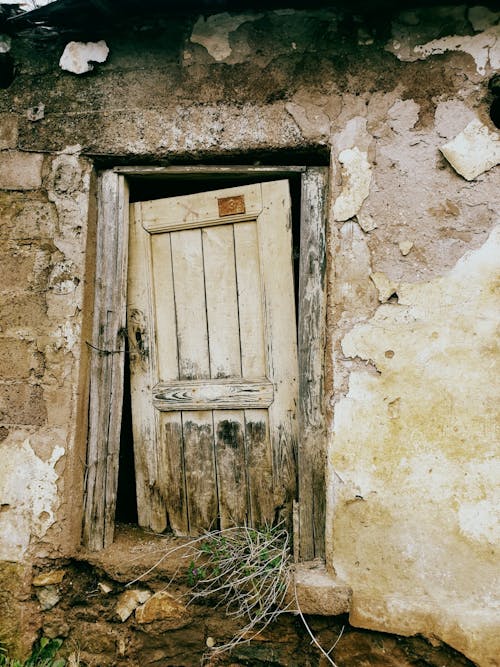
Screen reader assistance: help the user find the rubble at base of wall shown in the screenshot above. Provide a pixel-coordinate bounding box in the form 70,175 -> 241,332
0,527 -> 474,667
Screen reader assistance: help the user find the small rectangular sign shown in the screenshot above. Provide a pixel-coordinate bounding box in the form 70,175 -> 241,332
218,195 -> 246,217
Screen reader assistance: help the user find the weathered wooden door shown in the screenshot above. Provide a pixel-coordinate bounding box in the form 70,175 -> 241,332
127,181 -> 298,535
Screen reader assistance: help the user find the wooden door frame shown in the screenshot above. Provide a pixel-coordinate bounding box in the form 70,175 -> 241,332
83,165 -> 329,561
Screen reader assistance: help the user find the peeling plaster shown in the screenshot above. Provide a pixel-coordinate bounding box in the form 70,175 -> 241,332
0,435 -> 64,561
414,29 -> 499,75
189,12 -> 263,62
59,40 -> 109,75
333,148 -> 372,222
386,8 -> 500,74
440,119 -> 500,180
328,226 -> 500,665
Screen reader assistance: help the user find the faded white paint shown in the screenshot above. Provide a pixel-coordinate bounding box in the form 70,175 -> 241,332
0,434 -> 64,561
333,148 -> 372,222
328,226 -> 500,666
59,40 -> 109,74
440,119 -> 500,180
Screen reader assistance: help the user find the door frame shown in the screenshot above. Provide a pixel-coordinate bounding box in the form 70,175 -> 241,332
83,165 -> 329,561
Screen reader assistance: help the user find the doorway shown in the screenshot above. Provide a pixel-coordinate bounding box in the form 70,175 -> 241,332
84,166 -> 328,562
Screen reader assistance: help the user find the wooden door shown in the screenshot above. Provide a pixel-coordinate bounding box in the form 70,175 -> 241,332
127,181 -> 298,535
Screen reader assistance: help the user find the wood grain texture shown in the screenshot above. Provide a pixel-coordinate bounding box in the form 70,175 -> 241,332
158,412 -> 188,534
141,184 -> 262,233
202,224 -> 241,379
214,410 -> 248,528
127,202 -> 167,534
183,411 -> 218,534
297,168 -> 328,560
150,232 -> 178,381
257,180 -> 299,523
170,229 -> 210,380
152,378 -> 273,410
83,171 -> 128,551
234,221 -> 266,378
245,409 -> 274,527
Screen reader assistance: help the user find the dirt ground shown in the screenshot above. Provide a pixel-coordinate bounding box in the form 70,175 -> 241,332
24,525 -> 476,666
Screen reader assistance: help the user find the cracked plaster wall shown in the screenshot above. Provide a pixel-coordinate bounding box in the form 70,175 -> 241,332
0,147 -> 94,565
0,4 -> 499,665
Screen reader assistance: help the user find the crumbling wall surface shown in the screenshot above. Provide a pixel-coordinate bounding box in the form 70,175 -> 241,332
0,3 -> 499,665
322,8 -> 500,667
0,141 -> 94,564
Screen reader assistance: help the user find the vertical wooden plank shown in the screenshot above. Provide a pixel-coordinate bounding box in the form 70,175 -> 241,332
158,412 -> 188,534
171,229 -> 216,533
127,202 -> 167,534
203,223 -> 247,527
234,222 -> 266,377
83,171 -> 128,551
202,224 -> 241,379
170,229 -> 210,380
257,180 -> 299,527
234,221 -> 273,526
298,168 -> 328,560
183,411 -> 218,533
151,233 -> 179,381
213,412 -> 247,527
244,410 -> 275,526
150,233 -> 188,533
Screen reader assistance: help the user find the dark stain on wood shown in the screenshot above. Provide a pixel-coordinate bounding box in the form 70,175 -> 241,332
217,419 -> 242,449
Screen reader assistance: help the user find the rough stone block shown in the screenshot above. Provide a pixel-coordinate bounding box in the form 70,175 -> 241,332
0,293 -> 47,332
287,564 -> 352,616
0,383 -> 47,426
0,152 -> 43,190
135,592 -> 190,629
0,114 -> 18,150
0,196 -> 58,240
0,246 -> 43,292
0,339 -> 40,380
0,562 -> 39,658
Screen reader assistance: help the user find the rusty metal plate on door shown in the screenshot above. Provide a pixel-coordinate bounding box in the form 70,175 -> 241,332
218,195 -> 246,217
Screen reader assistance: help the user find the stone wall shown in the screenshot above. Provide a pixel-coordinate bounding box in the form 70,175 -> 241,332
0,3 -> 498,665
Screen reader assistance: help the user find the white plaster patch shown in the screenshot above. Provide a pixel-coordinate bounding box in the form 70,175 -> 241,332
54,321 -> 80,352
190,13 -> 263,61
459,500 -> 500,545
440,119 -> 500,180
399,241 -> 414,256
1,0 -> 55,8
370,271 -> 399,303
59,40 -> 109,75
334,116 -> 371,153
413,28 -> 499,75
358,212 -> 377,232
333,148 -> 372,222
0,437 -> 64,561
386,12 -> 500,74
